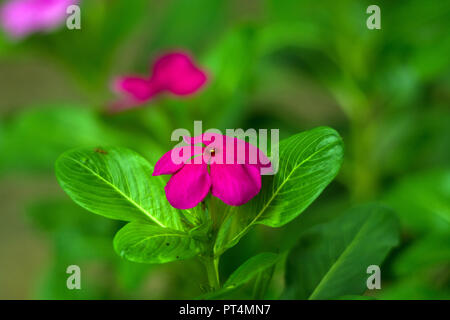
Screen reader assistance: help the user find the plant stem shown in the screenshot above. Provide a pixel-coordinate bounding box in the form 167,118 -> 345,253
200,196 -> 221,292
203,256 -> 220,291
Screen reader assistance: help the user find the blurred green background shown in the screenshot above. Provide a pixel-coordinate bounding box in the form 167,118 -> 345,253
0,0 -> 448,299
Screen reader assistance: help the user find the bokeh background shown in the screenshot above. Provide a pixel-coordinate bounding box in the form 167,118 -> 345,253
0,0 -> 448,299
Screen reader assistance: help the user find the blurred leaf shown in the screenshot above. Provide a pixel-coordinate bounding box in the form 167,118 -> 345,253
384,168 -> 450,234
252,263 -> 277,300
204,27 -> 257,100
198,252 -> 278,300
381,0 -> 450,81
114,222 -> 203,264
374,111 -> 450,174
27,198 -> 157,298
97,0 -> 149,55
27,198 -> 117,236
335,295 -> 376,300
26,197 -> 118,259
146,0 -> 226,50
0,106 -> 112,173
223,252 -> 279,290
185,25 -> 264,129
35,260 -> 109,300
257,21 -> 322,55
214,127 -> 344,255
274,197 -> 350,253
55,146 -> 184,229
115,259 -> 153,292
393,233 -> 450,277
378,276 -> 450,300
52,229 -> 115,262
284,203 -> 399,300
23,0 -> 151,90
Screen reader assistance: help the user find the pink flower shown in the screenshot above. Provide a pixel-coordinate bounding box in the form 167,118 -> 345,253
111,51 -> 208,112
153,133 -> 272,210
0,0 -> 78,39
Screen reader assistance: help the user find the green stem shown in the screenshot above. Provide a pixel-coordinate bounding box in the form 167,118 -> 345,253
203,256 -> 220,291
200,196 -> 222,292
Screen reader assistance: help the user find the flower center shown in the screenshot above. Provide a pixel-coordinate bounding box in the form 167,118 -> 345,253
209,148 -> 216,157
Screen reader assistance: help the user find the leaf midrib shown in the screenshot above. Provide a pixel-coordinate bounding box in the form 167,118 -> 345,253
225,260 -> 277,288
308,216 -> 373,299
69,156 -> 167,228
126,231 -> 191,251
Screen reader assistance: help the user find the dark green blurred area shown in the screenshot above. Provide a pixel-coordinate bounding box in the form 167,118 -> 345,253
0,0 -> 448,299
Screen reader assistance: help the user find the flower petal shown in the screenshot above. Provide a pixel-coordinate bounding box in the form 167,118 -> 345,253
165,164 -> 211,210
186,133 -> 273,173
234,138 -> 273,175
113,76 -> 160,102
0,0 -> 78,38
210,164 -> 261,206
183,132 -> 218,145
153,146 -> 204,176
151,52 -> 207,95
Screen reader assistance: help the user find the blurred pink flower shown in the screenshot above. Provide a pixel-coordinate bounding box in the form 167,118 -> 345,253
0,0 -> 78,39
153,133 -> 272,210
111,51 -> 208,112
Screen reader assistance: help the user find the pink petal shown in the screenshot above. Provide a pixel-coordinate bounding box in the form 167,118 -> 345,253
153,146 -> 204,176
165,163 -> 211,210
0,0 -> 77,38
110,51 -> 207,112
151,52 -> 207,96
183,135 -> 201,145
233,138 -> 273,174
113,76 -> 161,102
210,164 -> 261,206
183,133 -> 272,174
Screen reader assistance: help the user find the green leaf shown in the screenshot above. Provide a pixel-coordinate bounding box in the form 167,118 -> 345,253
223,252 -> 279,289
55,146 -> 184,229
335,295 -> 376,300
116,259 -> 154,292
24,0 -> 151,89
214,127 -> 344,255
284,203 -> 399,300
36,260 -> 108,300
198,252 -> 279,300
392,233 -> 450,277
377,276 -> 450,300
0,106 -> 112,173
26,198 -> 117,236
146,0 -> 225,50
114,222 -> 202,264
384,168 -> 450,234
257,127 -> 343,226
252,262 -> 277,299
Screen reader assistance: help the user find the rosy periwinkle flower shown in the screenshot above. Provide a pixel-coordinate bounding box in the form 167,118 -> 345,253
111,51 -> 208,111
153,133 -> 272,210
0,0 -> 78,39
